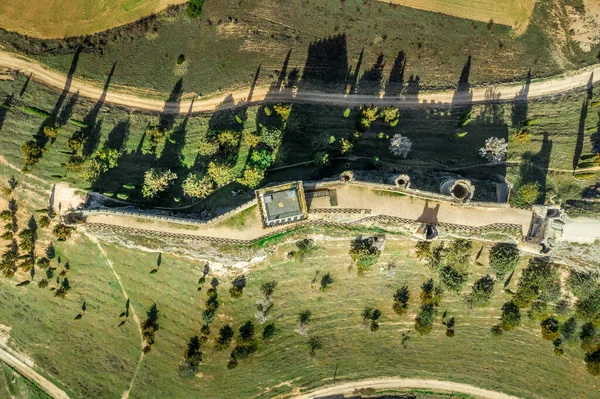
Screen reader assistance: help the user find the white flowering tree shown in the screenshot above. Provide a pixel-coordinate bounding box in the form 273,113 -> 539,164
389,134 -> 412,158
479,137 -> 508,163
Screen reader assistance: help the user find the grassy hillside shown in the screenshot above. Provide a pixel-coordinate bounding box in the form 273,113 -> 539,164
0,0 -> 594,96
0,201 -> 599,398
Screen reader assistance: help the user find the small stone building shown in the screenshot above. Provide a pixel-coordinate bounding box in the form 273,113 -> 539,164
256,181 -> 308,227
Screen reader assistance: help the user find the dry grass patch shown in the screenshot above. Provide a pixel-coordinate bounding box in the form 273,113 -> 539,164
0,0 -> 187,39
380,0 -> 536,33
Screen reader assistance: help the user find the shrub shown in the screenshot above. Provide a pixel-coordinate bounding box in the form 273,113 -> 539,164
389,134 -> 412,158
67,132 -> 85,152
343,108 -> 351,118
575,288 -> 600,322
260,127 -> 283,149
53,224 -> 74,241
420,278 -> 444,306
198,139 -> 219,156
349,236 -> 383,275
479,137 -> 507,163
250,149 -> 273,169
207,162 -> 232,187
320,272 -> 333,290
216,325 -> 234,350
567,269 -> 600,299
379,106 -> 399,124
489,243 -> 520,279
21,141 -> 43,166
262,323 -> 276,340
528,300 -> 550,321
237,167 -> 264,189
467,274 -> 495,308
414,241 -> 431,260
229,275 -> 246,298
513,129 -> 532,144
491,324 -> 503,338
560,316 -> 578,342
187,0 -> 204,18
291,238 -> 317,262
177,54 -> 186,65
500,301 -> 521,331
314,152 -> 330,168
179,335 -> 202,378
392,285 -> 410,316
218,131 -> 239,148
541,317 -> 560,341
439,265 -> 468,294
239,321 -> 255,341
273,103 -> 292,121
339,138 -> 353,155
513,258 -> 561,308
510,182 -> 540,208
585,349 -> 600,376
415,304 -> 437,336
182,173 -> 213,199
142,168 -> 177,198
244,133 -> 261,147
43,125 -> 60,140
357,105 -> 378,130
308,336 -> 322,356
261,281 -> 278,298
84,147 -> 119,183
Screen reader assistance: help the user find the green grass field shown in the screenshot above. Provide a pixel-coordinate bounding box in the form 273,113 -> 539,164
0,0 -> 592,96
0,206 -> 599,398
1,363 -> 51,399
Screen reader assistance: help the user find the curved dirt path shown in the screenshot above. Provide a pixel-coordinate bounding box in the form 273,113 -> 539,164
295,377 -> 521,399
0,345 -> 70,399
1,51 -> 599,113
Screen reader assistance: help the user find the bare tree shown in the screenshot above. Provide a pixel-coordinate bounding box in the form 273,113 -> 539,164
389,134 -> 412,158
479,137 -> 507,163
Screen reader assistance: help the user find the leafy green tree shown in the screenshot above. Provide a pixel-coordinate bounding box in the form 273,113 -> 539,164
439,266 -> 468,294
216,325 -> 234,350
218,130 -> 239,147
197,139 -> 219,156
229,275 -> 246,298
580,322 -> 600,353
21,141 -> 43,166
84,147 -> 119,182
182,173 -> 213,199
349,236 -> 382,275
273,104 -> 292,121
237,167 -> 264,189
379,106 -> 399,124
52,224 -> 73,241
291,238 -> 317,262
467,274 -> 495,308
489,243 -> 520,279
560,316 -> 578,342
585,349 -> 600,376
187,0 -> 203,18
575,288 -> 600,322
261,281 -> 278,298
414,241 -> 431,260
314,152 -> 330,168
250,149 -> 273,169
142,168 -> 177,198
541,317 -> 560,341
308,336 -> 322,356
262,323 -> 276,341
392,285 -> 410,316
43,125 -> 60,140
500,301 -> 521,331
179,335 -> 202,378
207,162 -> 232,187
415,304 -> 437,336
528,300 -> 550,321
513,257 -> 561,308
568,269 -> 600,299
510,182 -> 540,208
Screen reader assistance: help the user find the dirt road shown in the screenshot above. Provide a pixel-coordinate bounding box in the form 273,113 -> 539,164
1,51 -> 599,113
295,377 -> 521,399
0,344 -> 70,399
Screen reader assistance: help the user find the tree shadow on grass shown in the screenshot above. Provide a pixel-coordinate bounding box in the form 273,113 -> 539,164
356,53 -> 385,95
572,73 -> 593,173
384,50 -> 406,97
82,62 -> 117,158
0,94 -> 14,134
520,132 -> 553,204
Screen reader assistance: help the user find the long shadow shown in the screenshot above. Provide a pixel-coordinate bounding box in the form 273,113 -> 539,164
520,132 -> 553,204
300,34 -> 349,92
573,73 -> 594,172
348,48 -> 364,94
19,73 -> 32,98
82,62 -> 116,158
160,99 -> 193,170
0,94 -> 14,134
106,119 -> 131,151
159,78 -> 184,133
511,70 -> 531,128
384,51 -> 406,97
451,55 -> 473,109
356,53 -> 385,95
52,48 -> 82,117
57,91 -> 79,126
